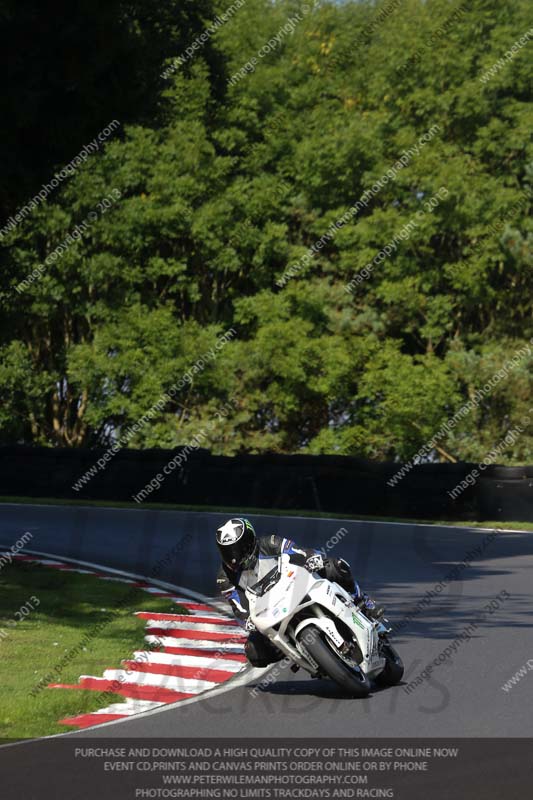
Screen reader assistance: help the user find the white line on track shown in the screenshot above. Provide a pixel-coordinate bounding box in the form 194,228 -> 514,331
144,634 -> 245,651
93,700 -> 162,716
131,651 -> 244,670
144,620 -> 240,634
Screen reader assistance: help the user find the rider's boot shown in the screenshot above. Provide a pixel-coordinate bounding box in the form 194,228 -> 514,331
353,586 -> 385,620
363,597 -> 385,621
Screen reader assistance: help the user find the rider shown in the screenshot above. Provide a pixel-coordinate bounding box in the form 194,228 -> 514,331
215,518 -> 384,667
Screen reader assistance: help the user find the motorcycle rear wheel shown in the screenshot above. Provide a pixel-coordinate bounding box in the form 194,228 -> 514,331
297,625 -> 371,698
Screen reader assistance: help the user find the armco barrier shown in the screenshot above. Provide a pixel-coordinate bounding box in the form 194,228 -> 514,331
0,445 -> 532,521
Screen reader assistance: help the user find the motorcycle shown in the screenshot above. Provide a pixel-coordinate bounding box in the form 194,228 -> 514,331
246,552 -> 403,697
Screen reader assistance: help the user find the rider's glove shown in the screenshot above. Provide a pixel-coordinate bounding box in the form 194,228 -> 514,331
305,554 -> 324,572
244,616 -> 256,632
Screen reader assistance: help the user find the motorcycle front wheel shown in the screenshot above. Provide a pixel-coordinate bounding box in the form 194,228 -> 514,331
375,642 -> 404,686
297,624 -> 371,698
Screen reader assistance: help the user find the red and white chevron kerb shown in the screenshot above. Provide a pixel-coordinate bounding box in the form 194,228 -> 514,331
8,553 -> 246,729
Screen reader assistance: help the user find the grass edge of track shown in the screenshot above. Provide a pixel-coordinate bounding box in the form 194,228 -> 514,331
0,560 -> 188,739
0,495 -> 531,531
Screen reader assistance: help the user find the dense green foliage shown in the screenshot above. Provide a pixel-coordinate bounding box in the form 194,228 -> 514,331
1,0 -> 532,463
0,0 -> 219,213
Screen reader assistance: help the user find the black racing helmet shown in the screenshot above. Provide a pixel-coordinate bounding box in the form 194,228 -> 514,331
216,518 -> 258,571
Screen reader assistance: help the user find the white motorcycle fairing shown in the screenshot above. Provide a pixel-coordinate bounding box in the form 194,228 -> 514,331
246,553 -> 386,679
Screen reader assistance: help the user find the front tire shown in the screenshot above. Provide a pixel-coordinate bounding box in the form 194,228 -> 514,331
297,625 -> 371,698
376,642 -> 404,686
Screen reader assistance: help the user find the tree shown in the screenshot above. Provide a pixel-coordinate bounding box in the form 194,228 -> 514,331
1,0 -> 532,464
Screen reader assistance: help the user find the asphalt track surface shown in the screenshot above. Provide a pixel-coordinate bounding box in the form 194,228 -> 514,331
1,502 -> 532,737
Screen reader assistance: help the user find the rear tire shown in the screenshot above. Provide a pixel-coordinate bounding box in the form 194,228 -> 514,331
376,642 -> 404,686
297,625 -> 371,698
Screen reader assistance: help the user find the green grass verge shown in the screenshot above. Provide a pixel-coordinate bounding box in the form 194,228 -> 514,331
1,494 -> 532,531
0,560 -> 187,739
